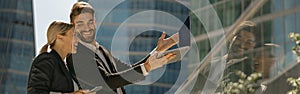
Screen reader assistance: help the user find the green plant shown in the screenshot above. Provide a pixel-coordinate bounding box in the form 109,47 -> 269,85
287,77 -> 300,94
289,32 -> 300,61
217,71 -> 262,94
287,32 -> 300,94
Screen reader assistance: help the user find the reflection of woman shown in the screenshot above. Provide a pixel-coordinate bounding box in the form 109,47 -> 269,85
254,43 -> 281,79
27,21 -> 81,93
253,43 -> 282,94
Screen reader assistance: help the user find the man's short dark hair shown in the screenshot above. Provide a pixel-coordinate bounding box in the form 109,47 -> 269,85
236,21 -> 257,35
70,1 -> 95,24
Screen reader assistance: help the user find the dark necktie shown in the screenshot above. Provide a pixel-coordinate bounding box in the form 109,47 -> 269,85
98,47 -> 117,73
97,47 -> 124,94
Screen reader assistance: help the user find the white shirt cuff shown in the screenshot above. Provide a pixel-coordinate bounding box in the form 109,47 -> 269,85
140,64 -> 149,76
149,47 -> 158,55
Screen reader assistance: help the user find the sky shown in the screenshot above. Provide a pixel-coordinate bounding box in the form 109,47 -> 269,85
33,0 -> 76,55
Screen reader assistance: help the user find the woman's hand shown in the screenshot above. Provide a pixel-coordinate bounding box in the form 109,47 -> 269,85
72,89 -> 95,94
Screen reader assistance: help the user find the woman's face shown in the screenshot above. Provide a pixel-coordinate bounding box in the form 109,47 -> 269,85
63,27 -> 78,54
254,50 -> 276,78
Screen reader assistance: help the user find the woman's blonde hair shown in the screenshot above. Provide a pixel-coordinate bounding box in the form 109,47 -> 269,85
39,21 -> 73,54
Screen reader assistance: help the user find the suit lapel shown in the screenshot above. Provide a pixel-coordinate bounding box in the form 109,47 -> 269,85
66,54 -> 81,89
98,45 -> 118,73
98,45 -> 126,93
52,50 -> 73,88
72,43 -> 104,88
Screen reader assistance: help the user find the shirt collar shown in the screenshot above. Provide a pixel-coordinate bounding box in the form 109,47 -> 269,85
79,40 -> 100,51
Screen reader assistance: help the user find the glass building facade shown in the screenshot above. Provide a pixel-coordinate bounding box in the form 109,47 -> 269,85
79,0 -> 300,93
0,0 -> 35,93
183,0 -> 300,93
80,0 -> 190,93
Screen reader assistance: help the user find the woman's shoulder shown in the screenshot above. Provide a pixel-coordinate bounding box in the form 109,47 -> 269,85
32,52 -> 57,64
35,52 -> 52,59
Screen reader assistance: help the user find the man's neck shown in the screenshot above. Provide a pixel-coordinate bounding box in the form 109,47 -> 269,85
91,41 -> 97,46
79,40 -> 97,46
79,40 -> 100,52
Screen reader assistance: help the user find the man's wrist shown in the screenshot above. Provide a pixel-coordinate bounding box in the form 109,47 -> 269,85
141,63 -> 150,76
150,47 -> 158,55
144,61 -> 151,72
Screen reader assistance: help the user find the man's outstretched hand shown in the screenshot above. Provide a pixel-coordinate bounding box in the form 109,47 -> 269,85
156,32 -> 179,52
144,52 -> 176,72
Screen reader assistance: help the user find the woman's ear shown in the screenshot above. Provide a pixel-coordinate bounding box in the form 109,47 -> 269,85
56,34 -> 64,41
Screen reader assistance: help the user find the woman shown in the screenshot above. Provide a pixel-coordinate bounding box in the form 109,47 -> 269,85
27,21 -> 85,93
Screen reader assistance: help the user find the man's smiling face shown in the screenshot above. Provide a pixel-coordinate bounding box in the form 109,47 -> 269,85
74,13 -> 96,43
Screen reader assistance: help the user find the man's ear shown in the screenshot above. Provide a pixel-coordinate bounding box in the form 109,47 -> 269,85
94,17 -> 97,25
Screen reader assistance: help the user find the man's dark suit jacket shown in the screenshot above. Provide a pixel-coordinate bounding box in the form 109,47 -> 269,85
27,50 -> 80,93
67,43 -> 149,93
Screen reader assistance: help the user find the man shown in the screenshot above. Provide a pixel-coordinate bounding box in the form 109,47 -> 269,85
225,21 -> 257,80
191,21 -> 257,93
67,1 -> 179,94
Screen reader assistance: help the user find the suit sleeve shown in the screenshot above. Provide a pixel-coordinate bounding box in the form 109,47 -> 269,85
99,54 -> 150,89
100,58 -> 141,89
27,58 -> 54,94
114,54 -> 150,70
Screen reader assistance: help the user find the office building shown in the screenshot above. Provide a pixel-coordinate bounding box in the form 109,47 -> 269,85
0,0 -> 35,93
184,0 -> 300,93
